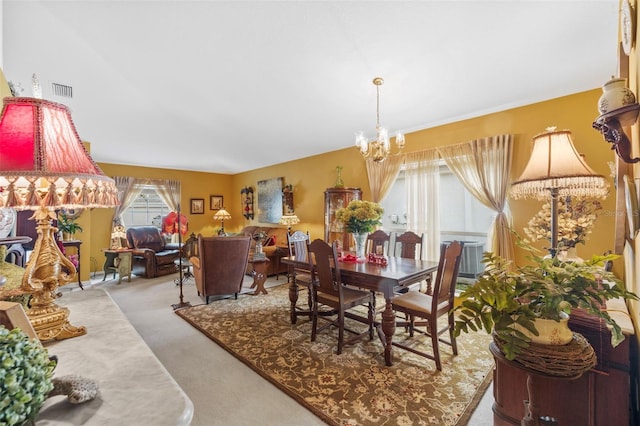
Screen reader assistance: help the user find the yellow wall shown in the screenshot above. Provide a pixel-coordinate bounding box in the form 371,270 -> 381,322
87,88 -> 617,279
234,88 -> 615,268
623,0 -> 640,354
86,164 -> 233,274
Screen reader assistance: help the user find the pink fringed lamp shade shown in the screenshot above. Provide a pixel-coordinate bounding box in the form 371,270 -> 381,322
0,97 -> 118,209
511,128 -> 609,200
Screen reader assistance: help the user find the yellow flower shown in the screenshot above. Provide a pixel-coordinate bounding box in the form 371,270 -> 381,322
335,200 -> 383,233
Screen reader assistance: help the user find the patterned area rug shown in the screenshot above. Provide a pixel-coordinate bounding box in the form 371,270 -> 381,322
176,284 -> 493,425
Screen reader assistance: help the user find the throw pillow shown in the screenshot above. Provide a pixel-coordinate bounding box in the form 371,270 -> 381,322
264,235 -> 276,246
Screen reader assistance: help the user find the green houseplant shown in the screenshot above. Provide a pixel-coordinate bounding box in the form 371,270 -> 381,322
0,326 -> 56,425
57,211 -> 83,239
453,241 -> 639,360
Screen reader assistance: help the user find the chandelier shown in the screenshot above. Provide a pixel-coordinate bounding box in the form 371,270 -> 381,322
355,77 -> 405,162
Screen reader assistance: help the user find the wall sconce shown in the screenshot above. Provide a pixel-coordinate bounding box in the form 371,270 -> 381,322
241,186 -> 254,220
592,77 -> 640,163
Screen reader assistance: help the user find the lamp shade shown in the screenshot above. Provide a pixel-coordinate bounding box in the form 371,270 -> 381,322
279,214 -> 300,226
213,208 -> 232,221
511,128 -> 608,199
162,211 -> 188,235
0,97 -> 118,210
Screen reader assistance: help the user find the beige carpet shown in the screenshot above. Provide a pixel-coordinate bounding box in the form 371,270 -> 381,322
176,284 -> 493,426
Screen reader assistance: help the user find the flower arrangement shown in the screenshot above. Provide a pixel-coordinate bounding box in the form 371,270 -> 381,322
335,200 -> 384,233
524,196 -> 602,249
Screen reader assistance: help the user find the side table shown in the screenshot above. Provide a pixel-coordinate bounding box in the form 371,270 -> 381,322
102,249 -> 133,284
248,257 -> 270,295
62,240 -> 82,287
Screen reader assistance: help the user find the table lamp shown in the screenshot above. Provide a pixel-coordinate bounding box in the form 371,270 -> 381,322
213,208 -> 232,235
110,225 -> 127,249
511,127 -> 608,257
0,97 -> 119,341
279,214 -> 300,234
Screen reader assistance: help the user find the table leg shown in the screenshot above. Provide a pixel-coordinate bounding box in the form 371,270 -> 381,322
380,296 -> 395,366
102,252 -> 114,281
251,270 -> 268,295
288,270 -> 300,324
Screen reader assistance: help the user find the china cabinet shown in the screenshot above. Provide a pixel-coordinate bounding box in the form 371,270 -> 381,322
324,187 -> 361,252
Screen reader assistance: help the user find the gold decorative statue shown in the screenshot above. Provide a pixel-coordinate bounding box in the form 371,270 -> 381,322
21,207 -> 86,340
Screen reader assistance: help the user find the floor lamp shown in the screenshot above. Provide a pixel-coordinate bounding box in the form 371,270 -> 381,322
511,127 -> 608,258
0,97 -> 119,341
163,209 -> 190,310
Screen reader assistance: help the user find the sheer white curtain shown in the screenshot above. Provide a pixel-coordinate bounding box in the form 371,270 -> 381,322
155,179 -> 181,213
365,154 -> 404,203
111,176 -> 143,227
437,134 -> 514,262
404,149 -> 440,261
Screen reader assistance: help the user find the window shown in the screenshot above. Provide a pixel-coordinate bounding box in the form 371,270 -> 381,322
379,164 -> 494,242
121,187 -> 170,229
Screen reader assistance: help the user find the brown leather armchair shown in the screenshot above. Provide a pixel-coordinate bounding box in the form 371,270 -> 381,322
190,235 -> 251,304
126,226 -> 181,278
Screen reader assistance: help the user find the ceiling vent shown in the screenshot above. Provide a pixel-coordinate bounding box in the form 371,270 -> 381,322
51,82 -> 73,98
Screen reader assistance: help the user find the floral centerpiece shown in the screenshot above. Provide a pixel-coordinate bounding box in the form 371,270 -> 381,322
524,196 -> 602,251
335,200 -> 383,259
335,200 -> 384,233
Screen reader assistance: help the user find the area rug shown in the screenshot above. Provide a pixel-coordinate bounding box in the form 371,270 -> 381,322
176,285 -> 493,426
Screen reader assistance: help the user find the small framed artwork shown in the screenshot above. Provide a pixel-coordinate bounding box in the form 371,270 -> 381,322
190,198 -> 205,215
210,195 -> 223,210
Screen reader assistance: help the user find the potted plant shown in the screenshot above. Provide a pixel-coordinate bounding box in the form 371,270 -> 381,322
57,211 -> 83,240
0,326 -> 56,425
453,240 -> 639,360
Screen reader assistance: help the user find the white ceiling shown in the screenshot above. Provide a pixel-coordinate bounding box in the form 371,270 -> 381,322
2,1 -> 620,174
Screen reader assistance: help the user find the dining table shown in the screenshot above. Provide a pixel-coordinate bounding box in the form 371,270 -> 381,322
281,254 -> 438,366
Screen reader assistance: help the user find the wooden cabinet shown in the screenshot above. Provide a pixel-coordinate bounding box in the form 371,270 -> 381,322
324,187 -> 361,252
492,302 -> 638,426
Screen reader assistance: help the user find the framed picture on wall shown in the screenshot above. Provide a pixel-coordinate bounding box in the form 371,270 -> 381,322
190,198 -> 205,214
210,195 -> 223,210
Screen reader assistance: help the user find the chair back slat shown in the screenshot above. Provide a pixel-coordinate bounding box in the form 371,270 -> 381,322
433,241 -> 464,309
366,230 -> 391,255
394,231 -> 424,260
288,230 -> 310,262
307,239 -> 341,297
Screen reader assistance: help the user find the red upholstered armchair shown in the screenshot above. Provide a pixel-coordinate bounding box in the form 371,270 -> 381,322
126,226 -> 181,278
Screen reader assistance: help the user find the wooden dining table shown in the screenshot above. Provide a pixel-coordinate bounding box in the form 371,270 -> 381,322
281,254 -> 438,366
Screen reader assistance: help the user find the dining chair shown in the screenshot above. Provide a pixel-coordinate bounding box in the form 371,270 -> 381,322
366,229 -> 391,256
394,231 -> 424,260
394,231 -> 429,293
306,239 -> 375,354
287,230 -> 312,322
391,240 -> 464,370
